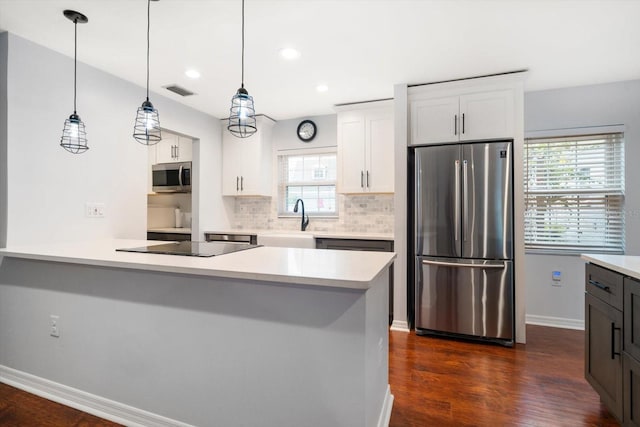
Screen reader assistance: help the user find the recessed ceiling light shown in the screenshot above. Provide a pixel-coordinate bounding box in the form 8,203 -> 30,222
185,69 -> 201,79
279,47 -> 301,60
316,84 -> 329,93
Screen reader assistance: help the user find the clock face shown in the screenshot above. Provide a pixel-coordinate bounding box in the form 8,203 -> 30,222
297,120 -> 317,142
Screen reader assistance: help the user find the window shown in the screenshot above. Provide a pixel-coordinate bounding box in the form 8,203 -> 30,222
524,131 -> 625,254
278,150 -> 337,216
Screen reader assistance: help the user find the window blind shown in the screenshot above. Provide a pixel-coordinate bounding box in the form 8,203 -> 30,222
524,132 -> 625,254
277,151 -> 337,215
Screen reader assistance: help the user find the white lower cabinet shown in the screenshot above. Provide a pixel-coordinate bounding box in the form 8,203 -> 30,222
337,101 -> 394,194
222,116 -> 275,196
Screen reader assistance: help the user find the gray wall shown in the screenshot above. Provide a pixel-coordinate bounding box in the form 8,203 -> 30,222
4,33 -> 228,246
524,80 -> 640,327
272,114 -> 337,150
0,32 -> 7,248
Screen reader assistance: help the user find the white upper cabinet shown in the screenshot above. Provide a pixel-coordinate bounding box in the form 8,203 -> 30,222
153,132 -> 193,164
337,101 -> 394,194
410,89 -> 515,145
222,116 -> 275,197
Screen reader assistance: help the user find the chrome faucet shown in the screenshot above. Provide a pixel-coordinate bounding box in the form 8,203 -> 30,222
293,198 -> 310,231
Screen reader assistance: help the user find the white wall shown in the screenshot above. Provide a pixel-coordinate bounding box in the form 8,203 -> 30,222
524,79 -> 640,328
272,114 -> 337,150
3,33 -> 227,246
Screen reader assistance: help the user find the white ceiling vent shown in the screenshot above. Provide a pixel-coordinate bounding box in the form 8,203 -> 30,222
163,85 -> 195,97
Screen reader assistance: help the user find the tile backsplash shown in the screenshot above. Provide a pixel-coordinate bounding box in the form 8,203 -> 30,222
232,194 -> 394,234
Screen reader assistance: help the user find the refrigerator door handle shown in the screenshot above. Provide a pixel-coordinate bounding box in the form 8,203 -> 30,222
421,259 -> 505,269
463,159 -> 468,242
454,160 -> 460,241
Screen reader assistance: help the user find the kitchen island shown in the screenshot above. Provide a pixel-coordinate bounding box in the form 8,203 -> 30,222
0,240 -> 395,427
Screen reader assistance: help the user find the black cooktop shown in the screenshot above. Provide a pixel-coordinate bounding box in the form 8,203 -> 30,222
116,241 -> 260,257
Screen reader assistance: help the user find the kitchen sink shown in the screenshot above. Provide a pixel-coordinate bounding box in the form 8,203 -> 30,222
256,232 -> 315,249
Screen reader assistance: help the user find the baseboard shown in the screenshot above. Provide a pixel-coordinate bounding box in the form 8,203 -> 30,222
526,314 -> 584,331
390,320 -> 410,332
377,385 -> 394,427
0,365 -> 193,427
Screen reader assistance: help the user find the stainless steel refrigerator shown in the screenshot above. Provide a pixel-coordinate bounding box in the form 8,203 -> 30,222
414,141 -> 514,345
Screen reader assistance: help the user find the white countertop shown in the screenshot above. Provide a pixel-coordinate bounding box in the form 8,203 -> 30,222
147,228 -> 192,234
581,254 -> 640,281
204,229 -> 394,241
0,239 -> 395,290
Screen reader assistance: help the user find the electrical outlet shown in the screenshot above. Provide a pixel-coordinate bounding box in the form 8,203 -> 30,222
50,315 -> 60,338
85,202 -> 105,218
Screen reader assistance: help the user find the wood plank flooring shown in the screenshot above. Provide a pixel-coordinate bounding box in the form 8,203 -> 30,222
0,325 -> 619,426
389,325 -> 619,426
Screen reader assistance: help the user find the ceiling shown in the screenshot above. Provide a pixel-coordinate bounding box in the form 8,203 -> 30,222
1,0 -> 639,121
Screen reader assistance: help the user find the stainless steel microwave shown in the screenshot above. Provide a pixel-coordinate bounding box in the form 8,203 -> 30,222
152,161 -> 192,193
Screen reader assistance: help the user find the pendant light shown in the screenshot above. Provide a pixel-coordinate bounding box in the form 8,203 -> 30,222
133,0 -> 161,145
227,0 -> 257,138
60,10 -> 89,154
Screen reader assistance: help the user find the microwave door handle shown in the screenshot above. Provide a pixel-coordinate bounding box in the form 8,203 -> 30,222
178,165 -> 183,188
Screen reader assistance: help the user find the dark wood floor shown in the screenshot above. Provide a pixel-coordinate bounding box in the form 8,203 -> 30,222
0,325 -> 619,426
389,325 -> 619,426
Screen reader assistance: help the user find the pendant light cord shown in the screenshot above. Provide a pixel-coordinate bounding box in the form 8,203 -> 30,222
241,0 -> 245,88
146,0 -> 151,100
73,19 -> 77,113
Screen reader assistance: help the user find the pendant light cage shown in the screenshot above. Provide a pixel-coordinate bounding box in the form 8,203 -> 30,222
61,114 -> 88,154
133,100 -> 162,144
60,10 -> 89,154
228,87 -> 257,138
228,0 -> 257,139
133,0 -> 161,145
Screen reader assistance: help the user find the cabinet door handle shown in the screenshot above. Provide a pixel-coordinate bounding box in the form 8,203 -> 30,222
588,279 -> 611,293
176,145 -> 179,159
611,323 -> 622,359
361,171 -> 364,188
454,115 -> 458,136
241,176 -> 244,191
462,113 -> 465,134
236,176 -> 239,191
366,171 -> 370,188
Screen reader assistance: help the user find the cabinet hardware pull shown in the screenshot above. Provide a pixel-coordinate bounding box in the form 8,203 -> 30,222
588,279 -> 611,293
236,176 -> 239,191
361,171 -> 364,188
454,115 -> 458,136
241,176 -> 244,191
462,113 -> 465,134
611,323 -> 622,359
176,145 -> 179,159
366,171 -> 370,188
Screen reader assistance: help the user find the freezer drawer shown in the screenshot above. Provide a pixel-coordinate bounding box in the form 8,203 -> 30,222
415,256 -> 514,341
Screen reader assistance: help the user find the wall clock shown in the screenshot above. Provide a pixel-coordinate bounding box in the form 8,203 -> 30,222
297,120 -> 317,142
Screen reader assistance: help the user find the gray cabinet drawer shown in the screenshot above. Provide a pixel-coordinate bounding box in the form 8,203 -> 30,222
586,263 -> 624,311
315,238 -> 393,252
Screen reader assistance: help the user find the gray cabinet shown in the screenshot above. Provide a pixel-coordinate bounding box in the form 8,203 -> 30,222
624,352 -> 640,426
585,263 -> 640,425
585,291 -> 623,421
625,277 -> 640,362
315,238 -> 394,325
